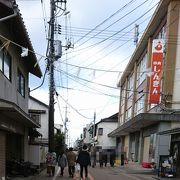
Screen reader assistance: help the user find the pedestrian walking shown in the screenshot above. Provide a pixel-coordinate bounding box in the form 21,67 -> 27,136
99,151 -> 103,168
110,153 -> 115,167
66,147 -> 76,178
77,144 -> 91,180
46,151 -> 57,177
103,152 -> 108,167
57,150 -> 67,176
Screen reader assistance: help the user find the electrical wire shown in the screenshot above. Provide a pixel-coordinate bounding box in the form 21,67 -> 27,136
40,0 -> 48,39
55,69 -> 119,98
56,85 -> 119,98
57,92 -> 93,120
74,0 -> 137,46
55,68 -> 119,90
30,62 -> 48,92
67,2 -> 159,65
75,0 -> 150,49
55,92 -> 66,127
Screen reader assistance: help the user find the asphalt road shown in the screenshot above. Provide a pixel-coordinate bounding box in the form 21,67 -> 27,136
11,164 -> 158,180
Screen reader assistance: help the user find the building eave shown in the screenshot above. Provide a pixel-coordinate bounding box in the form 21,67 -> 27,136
0,0 -> 42,78
118,0 -> 171,87
0,98 -> 40,130
96,113 -> 118,125
29,96 -> 49,109
158,127 -> 180,135
108,113 -> 180,137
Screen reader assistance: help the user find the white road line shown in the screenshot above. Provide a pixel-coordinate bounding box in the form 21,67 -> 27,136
53,167 -> 60,180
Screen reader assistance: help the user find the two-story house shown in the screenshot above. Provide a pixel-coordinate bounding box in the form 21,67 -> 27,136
94,113 -> 118,164
0,0 -> 42,178
28,96 -> 49,169
109,0 -> 180,176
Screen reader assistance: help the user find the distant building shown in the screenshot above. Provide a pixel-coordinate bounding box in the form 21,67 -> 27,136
95,113 -> 118,153
82,113 -> 118,165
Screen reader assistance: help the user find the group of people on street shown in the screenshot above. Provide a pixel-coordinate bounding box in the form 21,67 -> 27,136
46,144 -> 91,179
99,152 -> 115,168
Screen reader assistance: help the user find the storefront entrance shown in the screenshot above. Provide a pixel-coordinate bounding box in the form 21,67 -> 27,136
170,135 -> 180,177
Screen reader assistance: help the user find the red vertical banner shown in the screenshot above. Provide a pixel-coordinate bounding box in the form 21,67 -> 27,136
148,39 -> 164,104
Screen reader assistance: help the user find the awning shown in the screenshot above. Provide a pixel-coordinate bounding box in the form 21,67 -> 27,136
158,128 -> 180,135
0,99 -> 40,129
108,113 -> 180,137
29,128 -> 42,137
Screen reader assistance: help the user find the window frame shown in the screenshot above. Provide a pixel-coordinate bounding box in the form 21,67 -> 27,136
98,128 -> 103,136
17,69 -> 25,97
134,95 -> 145,115
136,53 -> 147,87
0,47 -> 11,80
29,113 -> 41,124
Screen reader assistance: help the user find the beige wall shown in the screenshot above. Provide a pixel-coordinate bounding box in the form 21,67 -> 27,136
143,136 -> 150,162
124,135 -> 129,159
172,3 -> 180,109
163,1 -> 180,105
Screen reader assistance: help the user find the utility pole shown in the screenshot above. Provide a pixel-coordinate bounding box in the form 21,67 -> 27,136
48,0 -> 56,152
48,0 -> 67,152
64,107 -> 68,146
93,111 -> 96,146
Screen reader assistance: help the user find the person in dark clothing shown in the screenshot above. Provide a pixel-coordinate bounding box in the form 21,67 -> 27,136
99,152 -> 103,168
77,144 -> 91,180
103,153 -> 108,167
110,153 -> 115,167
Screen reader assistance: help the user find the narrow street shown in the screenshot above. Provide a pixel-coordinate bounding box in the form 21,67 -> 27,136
11,163 -> 158,180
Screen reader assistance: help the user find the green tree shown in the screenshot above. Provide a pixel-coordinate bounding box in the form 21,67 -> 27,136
54,129 -> 65,158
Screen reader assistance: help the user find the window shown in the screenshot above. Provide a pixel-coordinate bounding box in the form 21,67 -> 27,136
125,106 -> 132,121
137,53 -> 147,87
127,73 -> 134,98
155,24 -> 166,39
17,70 -> 25,97
0,47 -> 11,80
121,85 -> 126,105
120,113 -> 124,125
134,95 -> 145,115
29,113 -> 41,124
98,128 -> 103,136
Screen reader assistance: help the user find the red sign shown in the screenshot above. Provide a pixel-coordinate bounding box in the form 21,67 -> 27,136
148,40 -> 164,104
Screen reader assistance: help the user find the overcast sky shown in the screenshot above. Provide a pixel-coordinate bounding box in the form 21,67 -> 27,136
17,0 -> 160,145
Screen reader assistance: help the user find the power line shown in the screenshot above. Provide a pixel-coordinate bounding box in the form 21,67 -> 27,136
55,68 -> 119,97
75,0 -> 150,49
55,85 -> 119,98
55,68 -> 119,90
74,0 -> 137,46
57,93 -> 93,119
61,1 -> 159,64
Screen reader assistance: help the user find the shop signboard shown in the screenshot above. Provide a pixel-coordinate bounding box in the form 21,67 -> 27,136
148,39 -> 164,104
